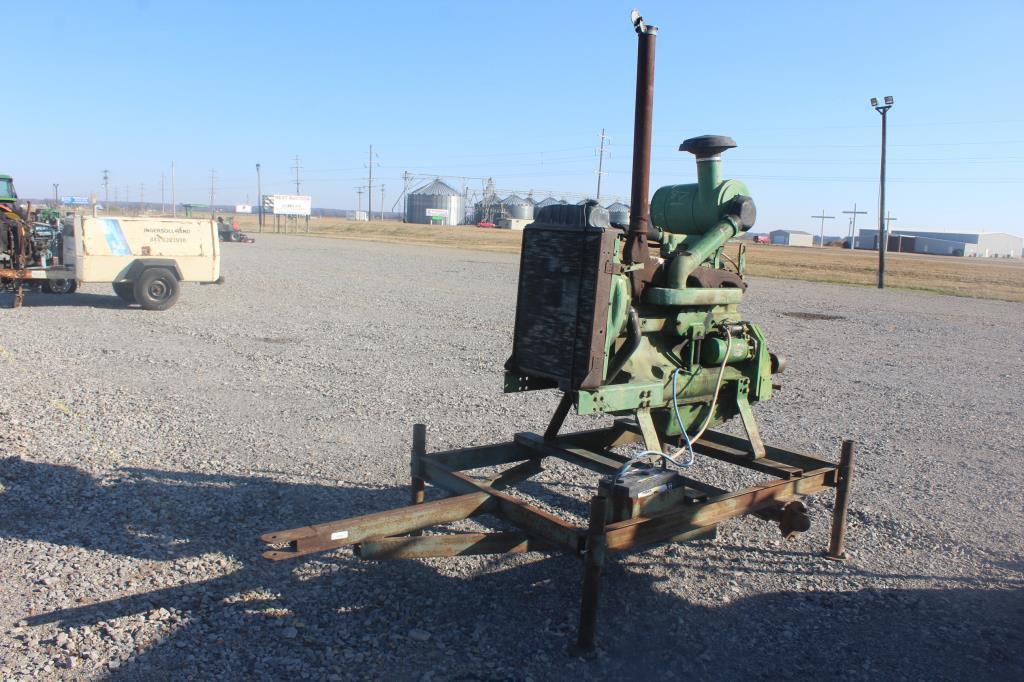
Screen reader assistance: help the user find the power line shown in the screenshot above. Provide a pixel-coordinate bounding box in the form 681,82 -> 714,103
291,155 -> 302,194
811,210 -> 835,248
842,203 -> 867,249
209,169 -> 217,218
595,128 -> 609,201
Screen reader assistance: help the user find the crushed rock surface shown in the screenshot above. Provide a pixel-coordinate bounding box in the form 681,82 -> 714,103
0,234 -> 1021,680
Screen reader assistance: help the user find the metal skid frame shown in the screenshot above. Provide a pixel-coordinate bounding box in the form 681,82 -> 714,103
261,417 -> 855,652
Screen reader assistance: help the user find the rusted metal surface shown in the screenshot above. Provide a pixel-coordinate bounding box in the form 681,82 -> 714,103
260,491 -> 494,561
410,423 -> 426,537
827,440 -> 856,560
543,393 -> 574,442
356,532 -> 550,560
575,495 -> 608,653
602,467 -> 833,552
625,13 -> 659,297
260,422 -> 849,650
515,432 -> 628,475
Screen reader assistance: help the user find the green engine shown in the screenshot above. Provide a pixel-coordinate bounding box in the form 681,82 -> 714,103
505,135 -> 781,458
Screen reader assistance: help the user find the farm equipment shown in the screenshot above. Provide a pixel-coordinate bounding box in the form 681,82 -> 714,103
0,175 -> 71,305
261,10 -> 854,652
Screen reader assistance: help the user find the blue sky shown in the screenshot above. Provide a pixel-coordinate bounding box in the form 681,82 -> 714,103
9,1 -> 1024,235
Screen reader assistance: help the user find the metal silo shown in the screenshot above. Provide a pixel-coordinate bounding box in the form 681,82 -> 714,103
502,194 -> 534,221
534,197 -> 560,211
406,179 -> 464,226
474,193 -> 503,224
606,201 -> 630,227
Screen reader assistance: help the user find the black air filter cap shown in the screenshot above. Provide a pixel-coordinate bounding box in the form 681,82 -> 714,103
680,135 -> 737,159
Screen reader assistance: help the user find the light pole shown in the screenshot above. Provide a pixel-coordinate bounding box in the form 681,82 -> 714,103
53,183 -> 59,207
872,96 -> 893,288
256,163 -> 262,233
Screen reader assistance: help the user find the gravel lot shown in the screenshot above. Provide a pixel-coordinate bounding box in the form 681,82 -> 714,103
1,234 -> 1022,680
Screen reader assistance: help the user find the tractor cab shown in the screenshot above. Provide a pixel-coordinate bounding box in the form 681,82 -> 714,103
0,175 -> 17,204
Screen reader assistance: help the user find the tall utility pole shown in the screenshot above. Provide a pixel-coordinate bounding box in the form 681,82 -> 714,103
102,170 -> 110,205
291,155 -> 302,194
872,96 -> 894,288
380,184 -> 385,221
161,173 -> 166,215
209,169 -> 217,219
811,210 -> 835,247
366,144 -> 374,221
256,163 -> 262,232
171,162 -> 176,217
402,171 -> 412,221
355,187 -> 364,219
595,128 -> 610,201
842,203 -> 867,249
139,182 -> 145,214
53,183 -> 59,206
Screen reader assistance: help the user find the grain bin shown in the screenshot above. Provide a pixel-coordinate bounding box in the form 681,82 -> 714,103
406,179 -> 465,226
474,194 -> 503,224
605,201 -> 630,227
502,194 -> 534,221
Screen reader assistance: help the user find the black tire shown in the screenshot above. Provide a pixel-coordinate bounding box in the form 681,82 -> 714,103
133,268 -> 180,311
230,231 -> 242,242
43,278 -> 77,294
113,281 -> 136,304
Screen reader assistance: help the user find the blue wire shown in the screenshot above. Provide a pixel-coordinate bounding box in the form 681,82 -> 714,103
613,367 -> 697,481
671,367 -> 696,468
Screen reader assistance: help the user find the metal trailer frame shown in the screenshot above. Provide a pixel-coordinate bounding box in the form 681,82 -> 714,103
261,417 -> 854,652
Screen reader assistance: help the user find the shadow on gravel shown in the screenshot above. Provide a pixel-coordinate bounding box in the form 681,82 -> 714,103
0,292 -> 128,309
4,456 -> 1022,679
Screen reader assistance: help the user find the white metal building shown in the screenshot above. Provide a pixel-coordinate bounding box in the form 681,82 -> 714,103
769,229 -> 814,247
856,229 -> 1022,257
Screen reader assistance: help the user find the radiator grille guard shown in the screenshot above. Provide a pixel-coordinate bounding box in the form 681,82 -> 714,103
507,204 -> 617,392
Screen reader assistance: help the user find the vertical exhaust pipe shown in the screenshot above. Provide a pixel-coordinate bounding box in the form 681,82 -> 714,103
626,10 -> 657,294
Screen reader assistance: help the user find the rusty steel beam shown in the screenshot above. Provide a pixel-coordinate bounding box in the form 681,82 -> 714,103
423,441 -> 533,472
697,429 -> 830,474
419,458 -> 584,553
827,440 -> 856,560
575,495 -> 608,653
515,432 -> 628,475
260,492 -> 495,561
486,458 -> 544,489
556,422 -> 641,452
603,469 -> 832,552
356,532 -> 550,560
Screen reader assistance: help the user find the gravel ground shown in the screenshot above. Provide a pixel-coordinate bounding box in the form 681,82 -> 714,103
1,234 -> 1021,680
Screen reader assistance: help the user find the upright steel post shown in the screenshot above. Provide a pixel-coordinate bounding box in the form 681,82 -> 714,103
256,163 -> 263,232
575,495 -> 608,654
827,440 -> 855,559
410,423 -> 426,536
625,12 -> 657,296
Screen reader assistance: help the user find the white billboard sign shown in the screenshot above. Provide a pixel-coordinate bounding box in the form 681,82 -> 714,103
425,208 -> 449,218
234,204 -> 253,214
263,194 -> 312,216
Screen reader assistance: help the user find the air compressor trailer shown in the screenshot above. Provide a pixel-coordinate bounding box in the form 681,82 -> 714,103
1,213 -> 221,310
261,11 -> 855,652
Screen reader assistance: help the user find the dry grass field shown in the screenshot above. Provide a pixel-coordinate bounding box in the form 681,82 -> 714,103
215,213 -> 1024,303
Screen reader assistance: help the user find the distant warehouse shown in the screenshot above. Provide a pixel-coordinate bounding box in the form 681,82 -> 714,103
769,229 -> 814,247
856,230 -> 1022,258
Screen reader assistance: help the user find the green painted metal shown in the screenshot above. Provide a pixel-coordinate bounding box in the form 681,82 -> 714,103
649,177 -> 750,235
644,286 -> 742,306
0,175 -> 15,204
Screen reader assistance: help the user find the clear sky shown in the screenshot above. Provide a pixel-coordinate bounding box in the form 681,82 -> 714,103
9,0 -> 1024,236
